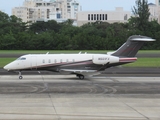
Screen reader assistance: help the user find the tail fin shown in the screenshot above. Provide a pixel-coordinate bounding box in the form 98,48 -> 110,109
111,35 -> 155,57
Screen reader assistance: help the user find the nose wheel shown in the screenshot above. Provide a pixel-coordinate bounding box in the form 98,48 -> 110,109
19,76 -> 23,79
19,71 -> 23,79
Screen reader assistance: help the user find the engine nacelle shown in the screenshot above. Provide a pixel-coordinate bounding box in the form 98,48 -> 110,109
92,55 -> 119,65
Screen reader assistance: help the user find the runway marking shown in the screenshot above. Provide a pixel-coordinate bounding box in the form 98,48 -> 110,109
109,78 -> 119,83
0,112 -> 146,119
40,75 -> 61,120
115,97 -> 150,120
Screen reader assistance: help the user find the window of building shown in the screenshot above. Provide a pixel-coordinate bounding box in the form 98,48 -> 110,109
124,14 -> 127,20
105,14 -> 108,20
88,14 -> 90,20
100,14 -> 102,20
94,14 -> 96,20
47,3 -> 50,6
103,14 -> 105,20
97,14 -> 99,20
57,13 -> 61,19
91,14 -> 93,20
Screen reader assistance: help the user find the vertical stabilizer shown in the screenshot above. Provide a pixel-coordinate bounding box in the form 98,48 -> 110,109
111,35 -> 155,57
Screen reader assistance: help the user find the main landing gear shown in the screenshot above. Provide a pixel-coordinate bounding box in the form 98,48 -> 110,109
76,74 -> 84,80
19,71 -> 23,79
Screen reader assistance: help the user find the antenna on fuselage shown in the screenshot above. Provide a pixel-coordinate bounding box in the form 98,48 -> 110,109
46,52 -> 49,54
79,51 -> 82,54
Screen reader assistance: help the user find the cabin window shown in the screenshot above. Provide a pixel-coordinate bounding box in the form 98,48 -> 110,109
73,59 -> 75,62
60,59 -> 62,63
48,59 -> 51,63
66,59 -> 68,63
54,59 -> 57,63
43,59 -> 45,63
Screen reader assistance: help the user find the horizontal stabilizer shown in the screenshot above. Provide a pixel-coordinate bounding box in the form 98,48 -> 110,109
131,38 -> 156,41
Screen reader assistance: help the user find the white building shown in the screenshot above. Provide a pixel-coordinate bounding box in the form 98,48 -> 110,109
77,7 -> 131,26
12,0 -> 80,23
148,0 -> 160,23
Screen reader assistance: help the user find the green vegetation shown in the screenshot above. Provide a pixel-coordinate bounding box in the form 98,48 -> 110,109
124,58 -> 160,67
0,50 -> 108,54
0,0 -> 160,50
0,50 -> 159,55
0,58 -> 16,67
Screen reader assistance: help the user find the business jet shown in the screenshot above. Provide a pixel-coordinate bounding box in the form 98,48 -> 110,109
3,35 -> 155,79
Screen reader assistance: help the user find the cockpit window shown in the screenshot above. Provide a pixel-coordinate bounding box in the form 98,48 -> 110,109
21,58 -> 26,60
17,57 -> 26,60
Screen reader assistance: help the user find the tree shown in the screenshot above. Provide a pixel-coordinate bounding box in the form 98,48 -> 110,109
132,0 -> 150,31
29,20 -> 61,34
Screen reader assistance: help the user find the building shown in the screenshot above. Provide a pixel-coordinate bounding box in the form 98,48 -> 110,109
148,0 -> 160,23
12,0 -> 80,23
77,7 -> 131,26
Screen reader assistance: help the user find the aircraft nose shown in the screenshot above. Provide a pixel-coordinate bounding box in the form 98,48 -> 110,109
3,65 -> 10,71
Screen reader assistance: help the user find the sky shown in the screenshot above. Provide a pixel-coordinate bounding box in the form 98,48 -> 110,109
0,0 -> 155,16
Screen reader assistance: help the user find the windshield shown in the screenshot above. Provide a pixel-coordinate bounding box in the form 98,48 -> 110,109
17,57 -> 26,60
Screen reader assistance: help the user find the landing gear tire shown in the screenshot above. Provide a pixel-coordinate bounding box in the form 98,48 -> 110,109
76,74 -> 85,80
19,76 -> 23,79
79,75 -> 84,80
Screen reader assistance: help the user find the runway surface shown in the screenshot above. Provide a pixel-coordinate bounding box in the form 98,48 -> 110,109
0,75 -> 160,120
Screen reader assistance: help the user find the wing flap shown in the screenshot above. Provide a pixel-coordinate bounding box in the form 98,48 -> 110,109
60,69 -> 100,76
60,69 -> 97,73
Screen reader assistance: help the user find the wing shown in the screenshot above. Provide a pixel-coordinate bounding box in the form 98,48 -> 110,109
59,69 -> 101,76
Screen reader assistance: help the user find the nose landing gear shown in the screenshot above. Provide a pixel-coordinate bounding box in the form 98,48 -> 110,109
19,71 -> 23,79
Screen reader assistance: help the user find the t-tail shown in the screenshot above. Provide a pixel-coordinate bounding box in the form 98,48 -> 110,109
111,35 -> 155,57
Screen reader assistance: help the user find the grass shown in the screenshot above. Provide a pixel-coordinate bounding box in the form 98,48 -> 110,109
123,58 -> 160,67
138,50 -> 160,54
0,50 -> 159,54
0,50 -> 108,54
0,58 -> 16,68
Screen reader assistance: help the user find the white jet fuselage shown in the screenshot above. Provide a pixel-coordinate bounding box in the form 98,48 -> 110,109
4,54 -> 124,72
